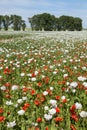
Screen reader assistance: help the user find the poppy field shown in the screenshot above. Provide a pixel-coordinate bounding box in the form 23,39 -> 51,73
0,31 -> 87,130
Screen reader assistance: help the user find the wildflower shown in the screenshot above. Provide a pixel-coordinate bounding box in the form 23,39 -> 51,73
0,108 -> 4,114
44,106 -> 49,111
36,117 -> 42,123
79,111 -> 87,118
53,71 -> 57,75
82,66 -> 86,71
41,96 -> 45,102
71,113 -> 79,122
0,75 -> 2,80
22,87 -> 28,92
55,107 -> 60,113
20,73 -> 25,77
22,96 -> 27,100
70,104 -> 76,113
63,60 -> 66,63
44,76 -> 50,84
5,82 -> 10,87
50,87 -> 54,91
62,98 -> 67,103
70,124 -> 76,130
78,76 -> 86,81
43,91 -> 48,96
22,103 -> 30,111
37,82 -> 42,87
70,82 -> 78,88
11,85 -> 18,90
14,104 -> 18,108
7,121 -> 16,128
49,108 -> 56,115
4,67 -> 11,74
0,116 -> 5,122
83,82 -> 87,88
55,95 -> 60,100
54,117 -> 63,123
0,86 -> 6,90
45,126 -> 49,130
66,82 -> 70,86
17,110 -> 25,115
61,96 -> 66,100
31,77 -> 36,81
44,114 -> 52,121
74,66 -> 77,70
30,89 -> 35,95
71,89 -> 76,93
34,100 -> 40,106
17,99 -> 23,104
34,71 -> 38,75
6,100 -> 13,106
32,73 -> 36,77
75,102 -> 82,109
63,73 -> 68,78
50,99 -> 57,107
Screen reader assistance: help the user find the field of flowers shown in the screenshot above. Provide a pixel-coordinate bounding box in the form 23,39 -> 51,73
0,31 -> 87,130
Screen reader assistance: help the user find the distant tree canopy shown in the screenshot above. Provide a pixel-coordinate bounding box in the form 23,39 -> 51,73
0,13 -> 83,31
0,15 -> 26,31
29,13 -> 82,31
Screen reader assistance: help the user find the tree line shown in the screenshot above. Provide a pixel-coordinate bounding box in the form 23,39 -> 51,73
0,15 -> 26,31
29,13 -> 82,31
0,13 -> 82,31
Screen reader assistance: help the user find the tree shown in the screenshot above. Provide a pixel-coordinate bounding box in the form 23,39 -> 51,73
59,15 -> 74,31
0,15 -> 3,30
10,15 -> 22,31
2,15 -> 10,30
74,17 -> 82,31
59,15 -> 82,31
54,18 -> 61,31
21,20 -> 26,31
10,15 -> 26,31
29,13 -> 57,31
29,13 -> 83,31
29,14 -> 42,30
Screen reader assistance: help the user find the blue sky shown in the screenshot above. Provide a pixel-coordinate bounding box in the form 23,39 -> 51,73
0,0 -> 87,28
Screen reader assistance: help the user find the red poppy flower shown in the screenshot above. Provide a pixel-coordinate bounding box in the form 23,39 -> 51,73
24,103 -> 30,108
55,95 -> 60,100
70,124 -> 76,130
5,82 -> 11,87
22,87 -> 28,92
71,113 -> 79,122
31,89 -> 35,95
55,107 -> 60,113
4,68 -> 11,74
45,126 -> 49,130
62,98 -> 67,103
0,116 -> 5,122
32,73 -> 36,77
34,100 -> 40,106
0,108 -> 4,114
37,82 -> 42,87
54,117 -> 63,123
36,117 -> 42,123
70,104 -> 76,114
40,97 -> 45,102
22,103 -> 30,111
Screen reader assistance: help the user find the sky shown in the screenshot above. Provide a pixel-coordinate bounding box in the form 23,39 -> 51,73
0,0 -> 87,28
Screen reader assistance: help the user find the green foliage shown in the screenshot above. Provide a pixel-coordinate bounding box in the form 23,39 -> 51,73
0,15 -> 26,31
29,13 -> 82,31
0,15 -> 3,30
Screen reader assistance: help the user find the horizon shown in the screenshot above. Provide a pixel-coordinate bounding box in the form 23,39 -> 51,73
0,0 -> 87,28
